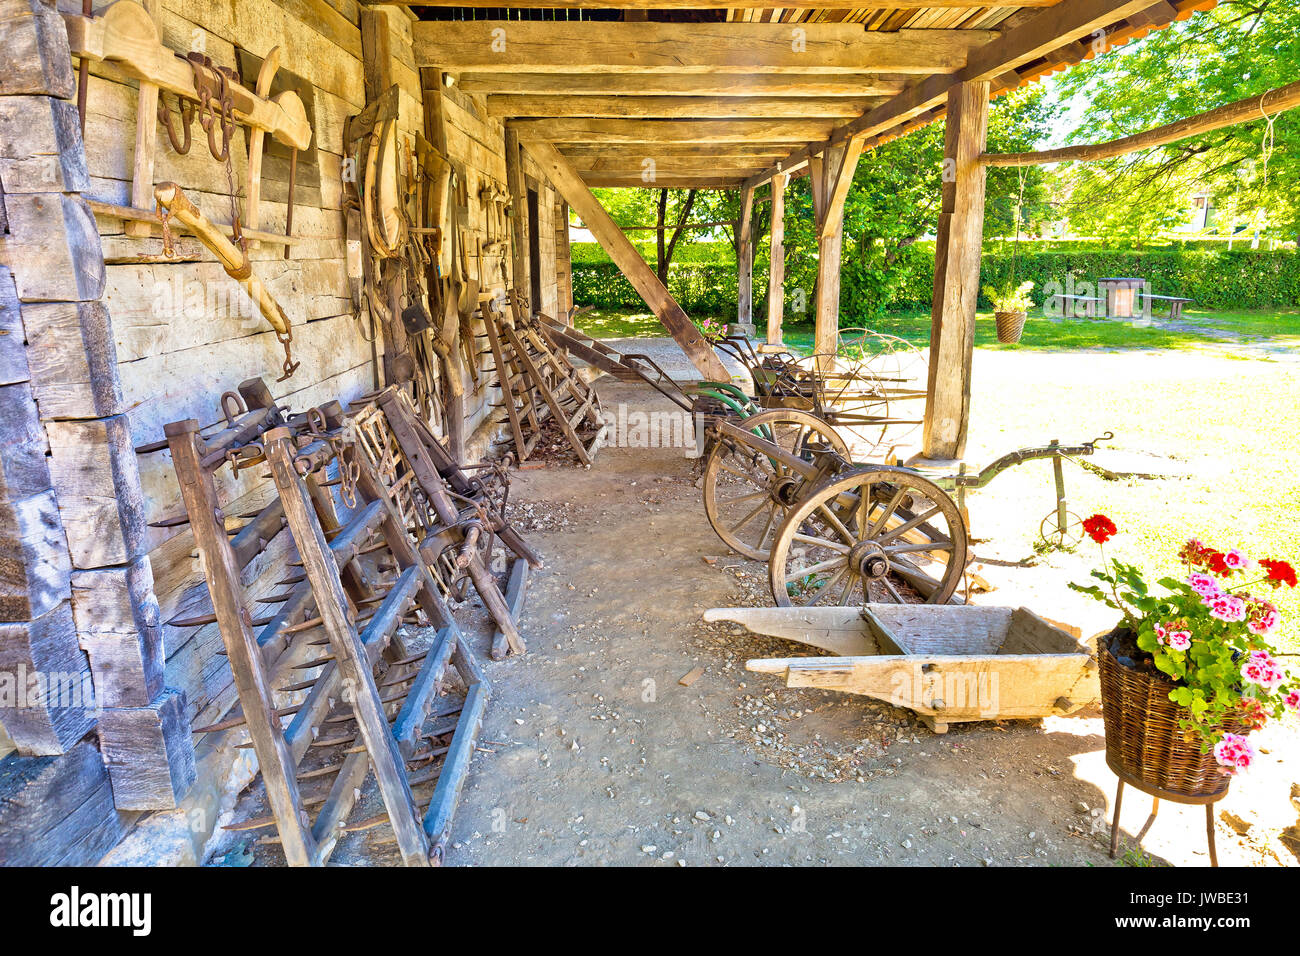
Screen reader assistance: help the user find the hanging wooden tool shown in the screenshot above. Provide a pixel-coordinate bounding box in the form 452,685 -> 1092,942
154,182 -> 299,381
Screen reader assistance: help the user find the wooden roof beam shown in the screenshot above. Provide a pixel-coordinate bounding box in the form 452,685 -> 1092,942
510,118 -> 835,144
394,0 -> 1057,8
486,95 -> 883,120
413,22 -> 997,75
740,0 -> 1200,189
455,73 -> 910,98
581,175 -> 745,188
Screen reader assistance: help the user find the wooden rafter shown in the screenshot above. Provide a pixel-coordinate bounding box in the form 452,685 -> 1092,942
456,73 -> 909,98
392,0 -> 1057,8
413,22 -> 995,74
508,118 -> 835,144
485,95 -> 883,120
742,0 -> 1207,189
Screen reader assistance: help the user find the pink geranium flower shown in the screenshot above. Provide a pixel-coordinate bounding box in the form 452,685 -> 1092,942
1166,630 -> 1192,651
1207,594 -> 1247,622
1223,548 -> 1250,570
1285,690 -> 1300,711
1241,654 -> 1285,692
1187,572 -> 1221,598
1213,733 -> 1256,774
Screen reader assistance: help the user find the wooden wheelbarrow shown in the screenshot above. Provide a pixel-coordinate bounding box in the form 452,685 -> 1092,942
704,605 -> 1100,733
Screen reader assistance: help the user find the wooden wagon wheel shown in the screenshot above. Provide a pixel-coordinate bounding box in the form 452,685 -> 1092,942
769,465 -> 968,607
782,352 -> 899,458
702,409 -> 849,561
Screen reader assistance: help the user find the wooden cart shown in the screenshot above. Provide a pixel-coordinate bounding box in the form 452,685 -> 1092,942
704,605 -> 1099,733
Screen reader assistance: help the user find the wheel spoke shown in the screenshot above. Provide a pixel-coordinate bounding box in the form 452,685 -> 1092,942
804,566 -> 849,606
877,504 -> 942,545
867,487 -> 907,539
729,499 -> 771,534
815,503 -> 856,546
718,489 -> 769,508
881,577 -> 906,603
784,555 -> 847,584
791,531 -> 850,554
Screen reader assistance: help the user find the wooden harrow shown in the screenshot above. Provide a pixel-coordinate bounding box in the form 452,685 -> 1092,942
145,377 -> 540,864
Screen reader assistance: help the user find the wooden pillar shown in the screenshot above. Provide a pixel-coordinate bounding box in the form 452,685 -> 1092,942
765,172 -> 787,349
522,138 -> 729,382
555,198 -> 573,322
504,128 -> 531,305
810,140 -> 862,360
735,184 -> 755,337
922,81 -> 989,462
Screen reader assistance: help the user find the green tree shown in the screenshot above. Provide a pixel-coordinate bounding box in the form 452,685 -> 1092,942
1051,0 -> 1299,242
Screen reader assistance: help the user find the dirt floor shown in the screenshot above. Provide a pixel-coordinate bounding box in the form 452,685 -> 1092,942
204,347 -> 1300,868
431,357 -> 1300,869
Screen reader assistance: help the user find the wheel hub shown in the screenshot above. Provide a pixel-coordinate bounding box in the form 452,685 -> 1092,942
849,540 -> 890,580
771,475 -> 801,506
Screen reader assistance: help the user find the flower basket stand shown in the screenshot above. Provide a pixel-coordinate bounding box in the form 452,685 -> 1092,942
1100,640 -> 1241,867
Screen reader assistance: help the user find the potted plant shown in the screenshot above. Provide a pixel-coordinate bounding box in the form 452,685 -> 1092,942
1071,514 -> 1298,798
984,279 -> 1036,344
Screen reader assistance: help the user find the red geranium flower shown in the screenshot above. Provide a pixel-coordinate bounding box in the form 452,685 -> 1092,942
1261,558 -> 1298,589
1082,514 -> 1117,544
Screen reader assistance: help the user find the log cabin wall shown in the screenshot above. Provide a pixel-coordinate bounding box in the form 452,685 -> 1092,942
0,0 -> 568,863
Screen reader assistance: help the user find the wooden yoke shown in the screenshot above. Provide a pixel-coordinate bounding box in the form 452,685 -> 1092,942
64,0 -> 311,150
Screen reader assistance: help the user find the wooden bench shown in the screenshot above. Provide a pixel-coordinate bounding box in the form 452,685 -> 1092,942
1049,293 -> 1105,318
1143,294 -> 1193,320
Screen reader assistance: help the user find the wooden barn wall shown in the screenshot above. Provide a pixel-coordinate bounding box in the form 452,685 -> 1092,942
65,0 -> 423,735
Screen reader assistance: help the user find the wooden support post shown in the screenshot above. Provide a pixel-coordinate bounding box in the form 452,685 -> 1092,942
735,184 -> 755,337
809,140 -> 862,360
520,138 -> 729,382
922,81 -> 989,462
504,128 -> 531,307
766,172 -> 787,350
555,198 -> 573,322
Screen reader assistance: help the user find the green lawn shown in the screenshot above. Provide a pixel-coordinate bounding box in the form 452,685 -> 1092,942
575,306 -> 1300,353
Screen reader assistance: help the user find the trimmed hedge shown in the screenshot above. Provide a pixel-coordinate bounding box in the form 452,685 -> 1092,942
572,247 -> 1300,317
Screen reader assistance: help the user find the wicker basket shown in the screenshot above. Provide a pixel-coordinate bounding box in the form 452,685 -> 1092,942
994,310 -> 1027,344
1099,633 -> 1244,800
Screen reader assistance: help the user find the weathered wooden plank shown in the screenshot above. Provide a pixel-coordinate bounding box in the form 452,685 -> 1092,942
396,0 -> 1054,7
0,601 -> 95,756
0,739 -> 129,866
0,0 -> 76,98
0,381 -> 52,501
0,267 -> 30,389
70,557 -> 164,708
0,489 -> 69,625
45,414 -> 147,569
0,95 -> 89,194
510,118 -> 834,144
414,22 -> 994,74
922,81 -> 988,461
21,300 -> 124,420
457,73 -> 908,98
523,140 -> 728,381
2,192 -> 105,303
96,687 -> 195,810
486,95 -> 879,120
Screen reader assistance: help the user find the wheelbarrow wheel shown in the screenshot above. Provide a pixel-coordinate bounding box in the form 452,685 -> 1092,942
769,465 -> 968,607
702,409 -> 849,561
